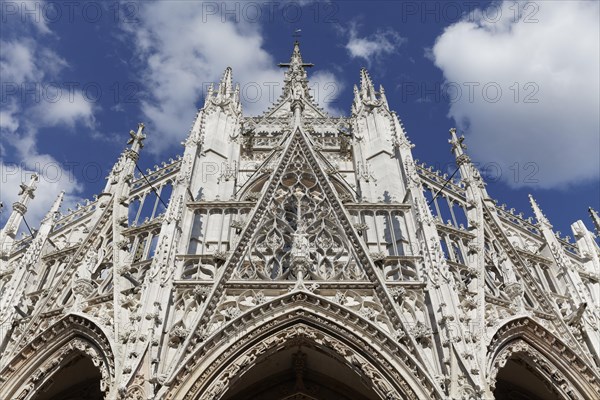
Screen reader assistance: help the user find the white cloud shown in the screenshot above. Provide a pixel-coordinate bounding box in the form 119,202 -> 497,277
0,111 -> 91,228
0,39 -> 66,85
431,1 -> 600,189
309,70 -> 345,116
0,37 -> 71,133
20,0 -> 52,34
0,40 -> 38,84
121,1 -> 343,154
33,90 -> 96,129
0,1 -> 88,229
0,101 -> 20,133
1,127 -> 83,229
345,25 -> 406,64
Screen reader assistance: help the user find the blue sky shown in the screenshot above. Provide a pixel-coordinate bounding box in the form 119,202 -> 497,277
1,0 -> 599,239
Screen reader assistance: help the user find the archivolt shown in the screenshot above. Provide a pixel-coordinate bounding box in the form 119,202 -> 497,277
487,317 -> 600,400
162,291 -> 442,400
0,314 -> 115,400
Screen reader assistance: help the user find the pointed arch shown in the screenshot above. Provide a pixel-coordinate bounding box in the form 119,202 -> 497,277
162,291 -> 443,400
488,317 -> 600,400
0,314 -> 115,400
237,172 -> 271,201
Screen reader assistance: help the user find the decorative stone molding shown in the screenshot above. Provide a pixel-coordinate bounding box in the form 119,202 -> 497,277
487,317 -> 600,399
163,292 -> 442,400
0,315 -> 115,400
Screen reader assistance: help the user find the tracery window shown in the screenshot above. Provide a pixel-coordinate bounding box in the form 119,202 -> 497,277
234,146 -> 364,281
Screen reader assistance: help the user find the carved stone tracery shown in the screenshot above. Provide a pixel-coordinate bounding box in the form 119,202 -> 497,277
0,315 -> 115,400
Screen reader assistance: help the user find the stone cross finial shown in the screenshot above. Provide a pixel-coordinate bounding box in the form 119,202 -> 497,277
128,123 -> 146,153
17,174 -> 38,200
448,128 -> 466,154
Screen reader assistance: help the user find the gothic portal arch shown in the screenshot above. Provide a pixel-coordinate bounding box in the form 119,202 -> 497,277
164,291 -> 442,400
487,317 -> 600,400
0,314 -> 115,400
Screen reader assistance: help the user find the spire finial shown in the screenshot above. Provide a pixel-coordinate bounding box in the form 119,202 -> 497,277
50,190 -> 64,212
278,41 -> 314,70
528,194 -> 552,228
18,174 -> 38,201
42,191 -> 64,222
359,68 -> 376,100
204,83 -> 214,107
233,83 -> 241,112
128,123 -> 146,153
589,207 -> 600,234
291,40 -> 304,68
448,128 -> 466,156
0,174 -> 38,243
203,67 -> 241,113
217,67 -> 233,99
448,129 -> 488,194
379,84 -> 389,108
352,84 -> 361,114
279,41 -> 314,100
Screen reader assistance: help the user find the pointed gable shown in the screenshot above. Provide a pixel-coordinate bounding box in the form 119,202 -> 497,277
234,129 -> 367,281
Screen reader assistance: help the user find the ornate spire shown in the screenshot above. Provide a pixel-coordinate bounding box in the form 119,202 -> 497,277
279,41 -> 313,100
2,174 -> 38,234
353,84 -> 361,103
352,68 -> 387,114
289,41 -> 306,68
233,82 -> 240,105
528,194 -> 552,228
204,83 -> 214,107
41,191 -> 64,223
448,128 -> 488,196
216,67 -> 233,100
589,207 -> 600,234
379,84 -> 388,106
359,68 -> 376,101
203,67 -> 241,114
351,85 -> 361,114
105,123 -> 146,192
0,174 -> 38,258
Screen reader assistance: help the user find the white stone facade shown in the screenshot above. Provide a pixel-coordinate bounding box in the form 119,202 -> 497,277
0,42 -> 599,400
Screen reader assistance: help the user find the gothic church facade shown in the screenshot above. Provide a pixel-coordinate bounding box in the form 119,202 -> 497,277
1,42 -> 599,400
